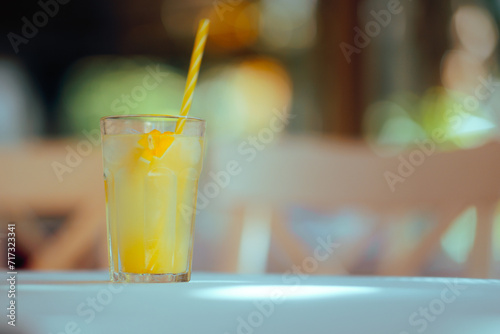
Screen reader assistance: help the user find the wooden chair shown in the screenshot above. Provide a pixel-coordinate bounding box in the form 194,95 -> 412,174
0,140 -> 107,270
2,137 -> 499,278
211,136 -> 500,278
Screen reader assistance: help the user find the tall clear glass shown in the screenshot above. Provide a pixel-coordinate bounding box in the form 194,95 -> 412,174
100,115 -> 206,283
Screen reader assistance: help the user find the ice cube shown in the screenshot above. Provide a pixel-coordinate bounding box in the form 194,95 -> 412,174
103,135 -> 137,166
157,136 -> 202,173
176,137 -> 202,166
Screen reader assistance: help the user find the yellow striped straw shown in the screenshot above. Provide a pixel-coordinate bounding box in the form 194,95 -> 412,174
175,18 -> 210,134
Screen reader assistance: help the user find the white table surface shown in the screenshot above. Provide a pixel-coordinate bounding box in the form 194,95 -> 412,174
1,271 -> 499,334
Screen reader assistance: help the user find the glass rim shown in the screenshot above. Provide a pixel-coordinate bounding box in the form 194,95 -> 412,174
100,114 -> 205,122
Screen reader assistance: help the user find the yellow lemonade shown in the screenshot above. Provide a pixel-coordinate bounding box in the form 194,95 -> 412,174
103,130 -> 204,275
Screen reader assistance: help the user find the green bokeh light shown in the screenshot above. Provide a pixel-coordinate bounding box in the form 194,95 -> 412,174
58,56 -> 185,135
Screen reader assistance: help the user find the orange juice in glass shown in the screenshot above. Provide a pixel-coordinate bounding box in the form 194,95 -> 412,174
100,115 -> 205,283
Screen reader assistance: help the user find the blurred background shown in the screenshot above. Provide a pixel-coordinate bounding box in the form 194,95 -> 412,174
1,0 -> 500,278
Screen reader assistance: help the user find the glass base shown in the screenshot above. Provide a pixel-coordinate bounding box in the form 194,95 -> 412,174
111,271 -> 190,283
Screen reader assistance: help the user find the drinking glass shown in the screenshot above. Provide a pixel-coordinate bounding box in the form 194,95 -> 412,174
100,115 -> 205,283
